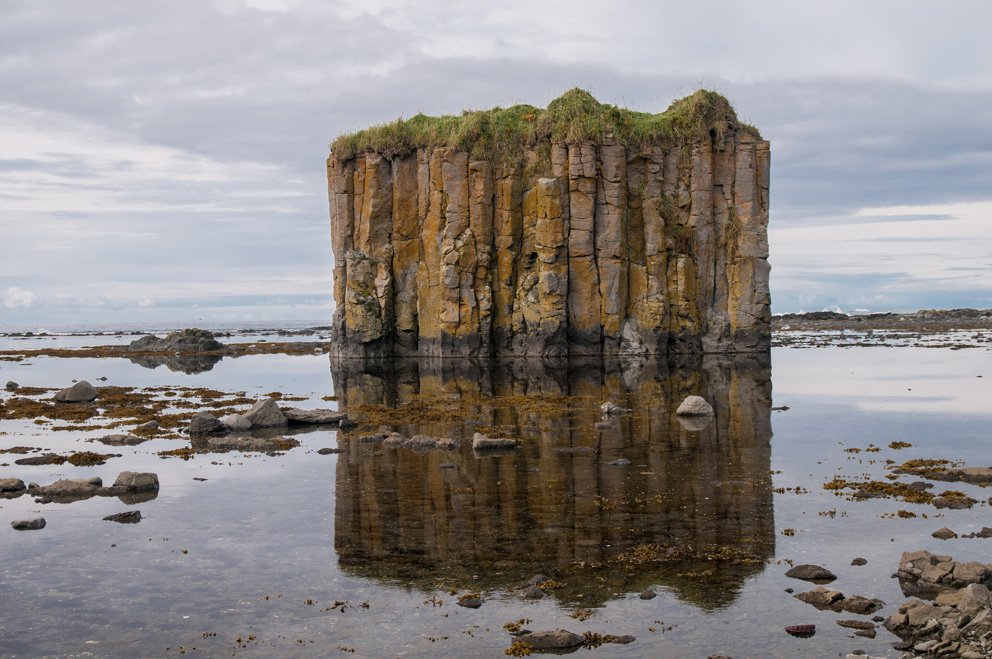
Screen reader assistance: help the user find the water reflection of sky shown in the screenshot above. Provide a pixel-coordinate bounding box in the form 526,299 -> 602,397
2,342 -> 992,657
773,345 -> 992,414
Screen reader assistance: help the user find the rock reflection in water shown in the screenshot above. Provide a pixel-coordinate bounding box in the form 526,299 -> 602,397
127,352 -> 223,374
331,354 -> 773,610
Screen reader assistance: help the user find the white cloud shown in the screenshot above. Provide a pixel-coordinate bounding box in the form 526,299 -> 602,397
3,287 -> 36,308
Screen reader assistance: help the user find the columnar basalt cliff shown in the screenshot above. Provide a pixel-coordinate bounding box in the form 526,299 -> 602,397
328,89 -> 770,357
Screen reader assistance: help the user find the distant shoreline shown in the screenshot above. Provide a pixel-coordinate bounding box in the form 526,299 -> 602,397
773,308 -> 992,331
4,308 -> 992,338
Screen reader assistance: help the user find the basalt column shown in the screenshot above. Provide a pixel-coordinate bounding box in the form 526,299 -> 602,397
328,89 -> 771,358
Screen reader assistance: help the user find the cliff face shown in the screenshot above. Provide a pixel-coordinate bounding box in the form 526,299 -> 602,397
328,90 -> 770,357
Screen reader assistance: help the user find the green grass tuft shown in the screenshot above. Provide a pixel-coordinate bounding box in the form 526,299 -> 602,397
330,88 -> 760,165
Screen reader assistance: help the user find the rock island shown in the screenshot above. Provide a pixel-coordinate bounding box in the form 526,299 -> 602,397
327,89 -> 770,358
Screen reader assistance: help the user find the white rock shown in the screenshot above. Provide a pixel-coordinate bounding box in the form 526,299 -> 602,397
676,395 -> 714,416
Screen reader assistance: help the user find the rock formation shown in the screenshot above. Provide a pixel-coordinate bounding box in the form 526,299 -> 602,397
328,89 -> 770,357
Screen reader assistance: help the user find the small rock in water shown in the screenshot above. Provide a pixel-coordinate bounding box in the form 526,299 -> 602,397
338,418 -> 358,432
932,526 -> 958,539
513,629 -> 583,650
0,478 -> 26,494
675,395 -> 714,416
11,517 -> 46,530
519,585 -> 544,599
96,434 -> 147,446
113,471 -> 159,491
4,381 -> 18,391
639,589 -> 656,600
794,586 -> 844,607
317,448 -> 343,455
785,564 -> 837,582
136,420 -> 159,430
784,624 -> 815,638
609,459 -> 631,466
840,595 -> 885,614
851,557 -> 868,566
457,597 -> 482,609
103,510 -> 141,524
188,412 -> 225,435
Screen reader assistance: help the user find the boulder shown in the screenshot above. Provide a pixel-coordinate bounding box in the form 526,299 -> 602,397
785,564 -> 837,582
54,380 -> 98,402
11,517 -> 46,530
514,629 -> 584,650
113,472 -> 159,491
243,399 -> 287,428
5,381 -> 18,391
675,395 -> 714,416
936,583 -> 992,617
127,328 -> 222,352
932,526 -> 958,539
0,478 -> 26,494
220,414 -> 251,431
188,412 -> 225,435
38,476 -> 103,497
639,589 -> 657,600
135,420 -> 160,430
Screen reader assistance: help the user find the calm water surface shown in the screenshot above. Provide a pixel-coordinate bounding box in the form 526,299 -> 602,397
1,340 -> 991,658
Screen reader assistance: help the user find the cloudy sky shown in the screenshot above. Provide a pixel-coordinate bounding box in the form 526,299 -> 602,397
2,0 -> 992,327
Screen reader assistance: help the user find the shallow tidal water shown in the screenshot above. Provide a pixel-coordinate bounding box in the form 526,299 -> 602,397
1,337 -> 991,658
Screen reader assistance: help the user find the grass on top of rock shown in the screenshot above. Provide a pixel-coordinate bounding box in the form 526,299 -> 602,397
330,88 -> 760,165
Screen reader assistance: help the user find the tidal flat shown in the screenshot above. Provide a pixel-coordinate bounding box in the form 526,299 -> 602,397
1,329 -> 992,657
